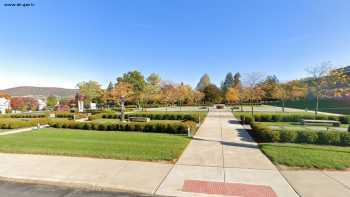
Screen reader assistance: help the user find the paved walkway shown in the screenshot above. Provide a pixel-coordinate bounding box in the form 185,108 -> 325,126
0,180 -> 160,197
0,153 -> 172,194
281,170 -> 350,197
0,125 -> 49,136
156,110 -> 298,197
2,110 -> 348,196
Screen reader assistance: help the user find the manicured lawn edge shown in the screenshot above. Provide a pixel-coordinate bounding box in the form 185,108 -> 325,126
0,128 -> 191,162
260,143 -> 350,170
235,113 -> 350,146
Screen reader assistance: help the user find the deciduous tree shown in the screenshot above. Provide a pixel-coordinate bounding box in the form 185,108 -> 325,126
306,62 -> 332,117
77,81 -> 104,104
244,73 -> 265,116
47,95 -> 58,109
225,87 -> 239,104
272,84 -> 289,112
10,97 -> 38,111
117,70 -> 146,108
203,84 -> 222,104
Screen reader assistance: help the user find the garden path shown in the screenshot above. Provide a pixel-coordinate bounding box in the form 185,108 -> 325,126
156,110 -> 298,197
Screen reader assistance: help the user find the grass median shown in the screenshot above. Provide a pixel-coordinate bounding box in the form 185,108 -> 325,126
261,143 -> 350,170
0,128 -> 191,162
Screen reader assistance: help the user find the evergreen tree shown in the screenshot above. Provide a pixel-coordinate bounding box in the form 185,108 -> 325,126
196,74 -> 211,91
221,72 -> 235,93
107,81 -> 114,92
233,72 -> 241,88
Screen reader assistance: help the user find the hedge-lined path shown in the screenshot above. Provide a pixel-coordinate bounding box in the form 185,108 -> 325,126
0,125 -> 49,136
156,110 -> 298,197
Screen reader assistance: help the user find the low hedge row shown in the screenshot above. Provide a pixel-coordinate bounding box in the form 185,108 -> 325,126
0,113 -> 47,119
249,123 -> 350,146
54,112 -> 87,119
0,118 -> 49,129
237,113 -> 350,124
89,112 -> 207,122
48,120 -> 196,134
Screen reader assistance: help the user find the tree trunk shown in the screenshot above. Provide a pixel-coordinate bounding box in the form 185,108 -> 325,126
315,95 -> 319,119
120,100 -> 125,122
251,99 -> 254,117
282,99 -> 285,112
240,100 -> 243,112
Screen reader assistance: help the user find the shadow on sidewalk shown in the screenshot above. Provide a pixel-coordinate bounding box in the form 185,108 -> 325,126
192,137 -> 258,149
221,141 -> 258,149
236,129 -> 255,143
228,120 -> 241,124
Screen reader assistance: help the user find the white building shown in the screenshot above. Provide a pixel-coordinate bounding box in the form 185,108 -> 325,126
0,97 -> 10,114
37,99 -> 47,111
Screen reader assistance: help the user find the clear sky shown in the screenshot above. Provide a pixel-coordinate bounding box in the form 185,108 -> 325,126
1,0 -> 350,89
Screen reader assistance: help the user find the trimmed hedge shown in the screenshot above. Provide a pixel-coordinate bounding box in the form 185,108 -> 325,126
0,113 -> 47,119
89,112 -> 207,122
48,120 -> 196,134
249,122 -> 350,146
236,112 -> 350,124
54,112 -> 87,120
0,112 -> 87,120
0,118 -> 48,129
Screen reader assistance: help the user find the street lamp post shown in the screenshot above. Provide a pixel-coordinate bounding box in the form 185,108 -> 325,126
120,96 -> 125,122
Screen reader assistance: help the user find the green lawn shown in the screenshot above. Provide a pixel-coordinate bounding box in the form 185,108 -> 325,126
270,99 -> 350,115
258,121 -> 349,129
0,128 -> 191,161
261,143 -> 350,170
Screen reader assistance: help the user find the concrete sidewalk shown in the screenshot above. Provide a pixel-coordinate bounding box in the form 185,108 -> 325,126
156,111 -> 298,197
0,153 -> 172,194
0,125 -> 49,136
281,170 -> 350,197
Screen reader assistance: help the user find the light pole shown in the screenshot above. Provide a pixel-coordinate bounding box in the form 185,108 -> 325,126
120,96 -> 125,122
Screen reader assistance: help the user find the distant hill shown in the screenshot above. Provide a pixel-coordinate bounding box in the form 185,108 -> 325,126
1,86 -> 78,98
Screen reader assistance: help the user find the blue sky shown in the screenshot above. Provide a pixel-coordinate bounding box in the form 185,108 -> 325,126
1,0 -> 350,89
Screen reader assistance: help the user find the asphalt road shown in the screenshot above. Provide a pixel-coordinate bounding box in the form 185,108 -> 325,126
0,180 -> 161,197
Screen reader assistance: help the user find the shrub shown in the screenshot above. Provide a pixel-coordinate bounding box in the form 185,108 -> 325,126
250,123 -> 279,142
280,129 -> 298,143
235,112 -> 350,124
0,118 -> 48,129
48,119 -> 196,134
247,121 -> 350,147
296,130 -> 318,144
339,116 -> 350,124
240,115 -> 254,124
317,131 -> 341,145
0,113 -> 47,119
54,112 -> 88,120
96,112 -> 207,123
340,132 -> 350,146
